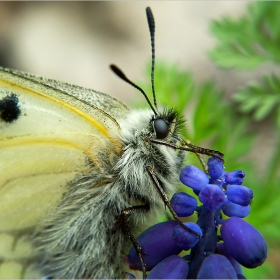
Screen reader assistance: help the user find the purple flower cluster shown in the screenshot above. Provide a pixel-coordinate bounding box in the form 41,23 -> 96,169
125,157 -> 267,279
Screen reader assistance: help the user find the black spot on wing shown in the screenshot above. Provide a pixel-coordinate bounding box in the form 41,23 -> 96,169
0,93 -> 21,122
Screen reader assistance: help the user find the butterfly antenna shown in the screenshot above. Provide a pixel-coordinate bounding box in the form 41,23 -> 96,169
110,64 -> 158,116
146,7 -> 157,109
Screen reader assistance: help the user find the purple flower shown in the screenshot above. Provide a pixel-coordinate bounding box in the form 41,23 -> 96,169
207,157 -> 224,179
125,156 -> 266,279
216,243 -> 243,275
147,255 -> 189,279
126,221 -> 181,271
197,254 -> 237,279
221,217 -> 267,268
209,176 -> 226,187
198,184 -> 226,211
226,185 -> 253,206
172,222 -> 202,250
170,192 -> 197,217
224,170 -> 246,185
222,199 -> 250,218
180,165 -> 209,192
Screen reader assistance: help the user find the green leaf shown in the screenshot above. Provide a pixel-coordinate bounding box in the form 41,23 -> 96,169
233,75 -> 280,124
254,95 -> 278,120
209,2 -> 280,69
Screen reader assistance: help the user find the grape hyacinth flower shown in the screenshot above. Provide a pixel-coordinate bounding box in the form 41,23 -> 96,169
125,157 -> 267,279
126,221 -> 182,271
147,255 -> 189,279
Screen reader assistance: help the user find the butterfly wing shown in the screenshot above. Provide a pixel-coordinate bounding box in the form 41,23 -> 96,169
0,67 -> 129,122
0,67 -> 127,278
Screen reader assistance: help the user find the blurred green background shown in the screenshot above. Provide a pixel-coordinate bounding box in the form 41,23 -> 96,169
0,1 -> 279,278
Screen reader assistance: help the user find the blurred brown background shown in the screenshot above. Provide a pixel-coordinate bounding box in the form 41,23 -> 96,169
0,1 -> 253,104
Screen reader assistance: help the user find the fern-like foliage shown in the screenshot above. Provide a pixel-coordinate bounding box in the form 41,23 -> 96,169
210,1 -> 280,130
209,2 -> 280,70
234,75 -> 280,124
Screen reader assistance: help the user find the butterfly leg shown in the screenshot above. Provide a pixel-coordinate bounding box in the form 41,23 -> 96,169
148,138 -> 224,162
146,165 -> 201,238
182,139 -> 209,173
121,204 -> 150,279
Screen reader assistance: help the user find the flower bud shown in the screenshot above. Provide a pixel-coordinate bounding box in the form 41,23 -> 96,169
170,192 -> 197,217
221,217 -> 267,268
216,243 -> 243,275
222,199 -> 250,218
126,221 -> 181,271
207,157 -> 224,179
224,170 -> 246,185
147,255 -> 189,279
180,165 -> 209,192
198,184 -> 226,211
172,222 -> 202,250
226,185 -> 253,206
197,254 -> 237,279
209,177 -> 225,187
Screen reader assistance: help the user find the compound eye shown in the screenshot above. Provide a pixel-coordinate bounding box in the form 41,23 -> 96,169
153,119 -> 169,139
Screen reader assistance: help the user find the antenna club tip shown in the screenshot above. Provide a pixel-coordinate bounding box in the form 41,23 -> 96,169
146,7 -> 153,18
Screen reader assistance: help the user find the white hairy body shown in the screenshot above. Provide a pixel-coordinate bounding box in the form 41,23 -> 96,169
35,108 -> 182,278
